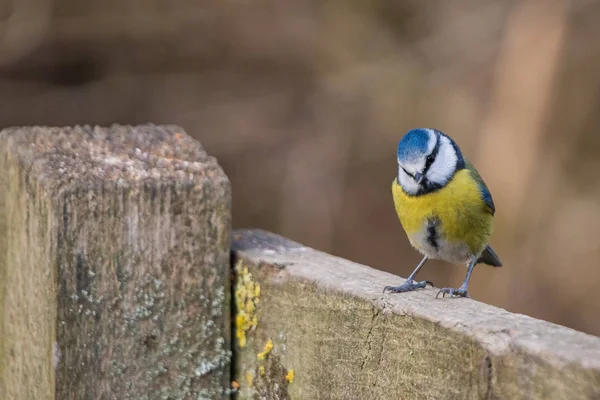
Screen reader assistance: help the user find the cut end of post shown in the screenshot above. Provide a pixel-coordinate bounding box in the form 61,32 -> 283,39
1,124 -> 228,191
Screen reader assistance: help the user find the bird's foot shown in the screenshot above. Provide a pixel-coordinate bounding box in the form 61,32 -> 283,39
436,286 -> 469,299
383,280 -> 434,294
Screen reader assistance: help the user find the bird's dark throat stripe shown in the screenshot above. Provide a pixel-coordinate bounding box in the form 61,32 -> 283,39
426,219 -> 439,251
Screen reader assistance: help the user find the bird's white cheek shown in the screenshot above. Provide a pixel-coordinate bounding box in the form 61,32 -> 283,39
427,161 -> 454,184
398,168 -> 419,194
426,141 -> 457,184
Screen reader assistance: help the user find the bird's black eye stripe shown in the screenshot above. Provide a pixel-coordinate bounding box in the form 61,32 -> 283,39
401,166 -> 415,179
423,136 -> 441,173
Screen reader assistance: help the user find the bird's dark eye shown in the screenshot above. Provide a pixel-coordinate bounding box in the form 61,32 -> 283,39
426,155 -> 434,163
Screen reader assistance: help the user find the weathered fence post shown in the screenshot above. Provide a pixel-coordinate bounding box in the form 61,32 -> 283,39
0,125 -> 231,399
231,229 -> 600,400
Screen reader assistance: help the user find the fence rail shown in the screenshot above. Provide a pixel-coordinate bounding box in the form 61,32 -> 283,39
231,229 -> 600,400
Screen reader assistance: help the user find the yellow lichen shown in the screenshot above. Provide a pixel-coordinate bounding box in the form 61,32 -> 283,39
245,299 -> 255,315
259,365 -> 265,376
234,261 -> 260,347
246,371 -> 253,387
254,282 -> 261,298
257,339 -> 274,360
285,369 -> 295,384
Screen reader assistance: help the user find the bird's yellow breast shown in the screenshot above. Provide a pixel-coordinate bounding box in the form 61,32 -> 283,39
392,169 -> 494,257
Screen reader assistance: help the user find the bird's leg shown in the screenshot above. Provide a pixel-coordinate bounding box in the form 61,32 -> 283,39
383,256 -> 434,293
436,256 -> 477,299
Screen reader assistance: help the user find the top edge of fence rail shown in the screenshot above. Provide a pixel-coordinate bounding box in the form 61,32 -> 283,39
232,228 -> 600,371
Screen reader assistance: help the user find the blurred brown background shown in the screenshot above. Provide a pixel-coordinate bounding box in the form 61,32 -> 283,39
0,0 -> 599,335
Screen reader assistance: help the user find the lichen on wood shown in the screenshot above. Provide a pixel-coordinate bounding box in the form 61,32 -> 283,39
232,229 -> 600,400
231,258 -> 296,400
0,124 -> 232,399
234,260 -> 261,348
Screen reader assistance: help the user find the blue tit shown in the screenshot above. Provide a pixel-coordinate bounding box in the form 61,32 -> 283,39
383,128 -> 502,299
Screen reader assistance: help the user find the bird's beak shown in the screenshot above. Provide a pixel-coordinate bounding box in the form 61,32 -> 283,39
414,172 -> 424,184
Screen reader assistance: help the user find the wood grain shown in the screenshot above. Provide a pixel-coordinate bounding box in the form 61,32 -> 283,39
232,229 -> 600,400
0,125 -> 231,399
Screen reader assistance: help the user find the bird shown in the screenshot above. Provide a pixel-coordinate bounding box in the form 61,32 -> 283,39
383,128 -> 502,299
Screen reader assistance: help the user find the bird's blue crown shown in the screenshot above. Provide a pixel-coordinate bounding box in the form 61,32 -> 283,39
396,128 -> 434,162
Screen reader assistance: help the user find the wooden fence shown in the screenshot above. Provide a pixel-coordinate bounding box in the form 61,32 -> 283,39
0,125 -> 598,399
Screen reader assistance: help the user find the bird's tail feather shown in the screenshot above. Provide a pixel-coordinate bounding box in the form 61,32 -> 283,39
477,245 -> 502,267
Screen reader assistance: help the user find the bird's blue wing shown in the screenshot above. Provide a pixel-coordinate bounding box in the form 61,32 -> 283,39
465,159 -> 495,215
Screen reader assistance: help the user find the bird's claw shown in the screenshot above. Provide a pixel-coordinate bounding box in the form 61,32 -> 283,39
383,280 -> 434,294
436,287 -> 469,299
